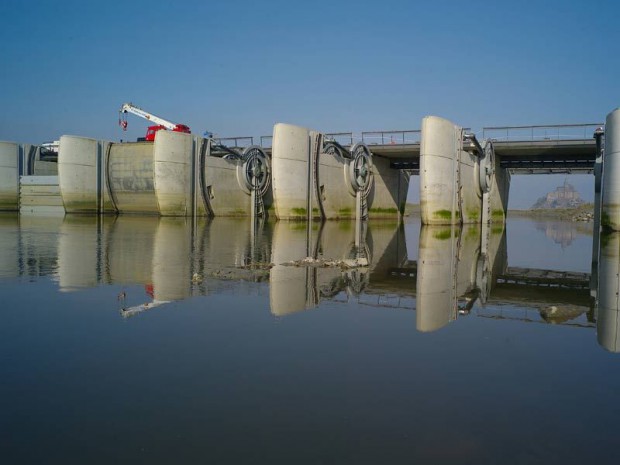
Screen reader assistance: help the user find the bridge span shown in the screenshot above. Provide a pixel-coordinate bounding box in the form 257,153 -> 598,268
250,123 -> 601,173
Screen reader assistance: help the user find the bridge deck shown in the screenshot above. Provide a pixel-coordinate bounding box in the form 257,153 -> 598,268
257,123 -> 601,173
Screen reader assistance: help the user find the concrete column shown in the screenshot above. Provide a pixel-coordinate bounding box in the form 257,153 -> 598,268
58,135 -> 115,214
271,123 -> 312,220
153,131 -> 196,216
597,232 -> 620,352
602,108 -> 620,230
420,116 -> 479,225
0,141 -> 19,210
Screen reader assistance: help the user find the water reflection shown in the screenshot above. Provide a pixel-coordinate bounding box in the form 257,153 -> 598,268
598,233 -> 620,352
0,213 -> 617,352
534,219 -> 593,248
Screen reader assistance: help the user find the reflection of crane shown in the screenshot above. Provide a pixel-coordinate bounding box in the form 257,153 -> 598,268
118,102 -> 191,141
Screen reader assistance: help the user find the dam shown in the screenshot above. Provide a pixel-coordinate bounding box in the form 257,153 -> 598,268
1,108 -> 619,231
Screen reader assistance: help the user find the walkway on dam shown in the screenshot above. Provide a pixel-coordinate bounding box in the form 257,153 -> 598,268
221,122 -> 602,173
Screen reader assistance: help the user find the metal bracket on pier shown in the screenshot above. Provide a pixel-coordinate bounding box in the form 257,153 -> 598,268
236,145 -> 271,221
346,143 -> 374,251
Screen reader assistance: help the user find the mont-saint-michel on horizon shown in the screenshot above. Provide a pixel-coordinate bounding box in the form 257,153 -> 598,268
531,179 -> 585,210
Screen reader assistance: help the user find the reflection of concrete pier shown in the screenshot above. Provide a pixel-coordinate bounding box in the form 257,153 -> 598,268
0,212 -> 616,352
597,233 -> 620,352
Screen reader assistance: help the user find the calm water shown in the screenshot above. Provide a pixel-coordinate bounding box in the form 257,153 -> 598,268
1,213 -> 619,464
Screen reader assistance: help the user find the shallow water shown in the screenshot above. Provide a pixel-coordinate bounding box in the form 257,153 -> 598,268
1,213 -> 618,464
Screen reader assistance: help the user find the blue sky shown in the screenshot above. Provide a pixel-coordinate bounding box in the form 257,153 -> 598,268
1,0 -> 618,208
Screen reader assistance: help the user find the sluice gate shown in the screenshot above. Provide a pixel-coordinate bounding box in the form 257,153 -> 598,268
1,109 -> 618,227
270,123 -> 408,222
58,132 -> 272,217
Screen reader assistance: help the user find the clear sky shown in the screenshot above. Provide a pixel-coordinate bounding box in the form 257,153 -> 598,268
1,0 -> 618,208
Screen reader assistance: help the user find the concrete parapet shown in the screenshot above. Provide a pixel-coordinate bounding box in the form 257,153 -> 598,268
602,108 -> 620,230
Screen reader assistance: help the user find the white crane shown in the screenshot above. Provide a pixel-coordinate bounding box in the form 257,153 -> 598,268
119,102 -> 191,141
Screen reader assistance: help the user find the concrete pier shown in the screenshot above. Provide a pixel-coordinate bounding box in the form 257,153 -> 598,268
602,108 -> 620,230
58,132 -> 272,217
419,116 -> 509,225
0,141 -> 58,211
271,123 -> 408,221
58,136 -> 115,214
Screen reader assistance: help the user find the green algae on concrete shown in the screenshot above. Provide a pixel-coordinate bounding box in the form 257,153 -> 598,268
432,228 -> 454,240
433,209 -> 459,220
467,209 -> 480,221
370,207 -> 398,214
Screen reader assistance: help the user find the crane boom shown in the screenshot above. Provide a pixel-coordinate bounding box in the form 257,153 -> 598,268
119,102 -> 191,141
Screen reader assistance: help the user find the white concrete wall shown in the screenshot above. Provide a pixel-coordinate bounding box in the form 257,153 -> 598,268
58,135 -> 115,213
368,157 -> 409,219
204,156 -> 252,216
153,131 -> 195,216
0,141 -> 19,210
318,152 -> 353,219
271,123 -> 311,220
420,116 -> 479,225
108,141 -> 158,214
602,108 -> 620,230
489,156 -> 510,223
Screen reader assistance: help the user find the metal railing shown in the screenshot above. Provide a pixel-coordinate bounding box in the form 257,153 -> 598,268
229,124 -> 604,149
361,130 -> 421,145
212,136 -> 254,147
259,135 -> 273,148
325,132 -> 354,146
482,123 -> 604,142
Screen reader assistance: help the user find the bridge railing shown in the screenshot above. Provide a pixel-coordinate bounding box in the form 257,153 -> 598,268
259,130 -> 422,148
324,132 -> 354,146
212,136 -> 254,147
482,123 -> 603,142
361,130 -> 421,145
